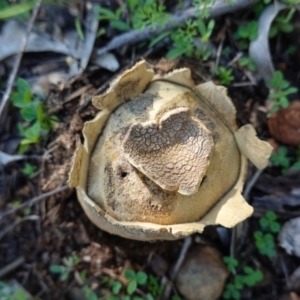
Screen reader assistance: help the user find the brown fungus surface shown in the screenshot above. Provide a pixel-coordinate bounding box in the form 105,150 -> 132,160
69,61 -> 273,241
122,107 -> 214,195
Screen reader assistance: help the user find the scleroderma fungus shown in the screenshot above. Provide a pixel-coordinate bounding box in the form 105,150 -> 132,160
69,61 -> 272,241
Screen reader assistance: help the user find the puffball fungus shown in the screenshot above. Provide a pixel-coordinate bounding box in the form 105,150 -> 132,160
69,61 -> 272,241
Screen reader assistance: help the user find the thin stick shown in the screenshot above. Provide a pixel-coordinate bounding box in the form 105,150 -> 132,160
96,0 -> 259,56
161,237 -> 192,300
0,215 -> 40,240
0,185 -> 69,219
0,256 -> 25,278
243,168 -> 264,201
0,0 -> 42,130
170,237 -> 192,281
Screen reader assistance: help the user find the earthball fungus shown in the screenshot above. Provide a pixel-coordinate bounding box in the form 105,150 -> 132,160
69,61 -> 272,241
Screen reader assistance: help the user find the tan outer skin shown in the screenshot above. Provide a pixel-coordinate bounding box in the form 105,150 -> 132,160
69,61 -> 273,241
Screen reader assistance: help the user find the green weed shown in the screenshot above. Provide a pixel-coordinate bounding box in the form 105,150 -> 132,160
223,258 -> 263,300
235,21 -> 258,49
49,254 -> 81,282
21,163 -> 37,178
11,78 -> 57,153
254,232 -> 276,257
0,281 -> 32,300
269,9 -> 295,38
267,71 -> 298,114
253,211 -> 281,258
215,66 -> 234,85
238,56 -> 257,71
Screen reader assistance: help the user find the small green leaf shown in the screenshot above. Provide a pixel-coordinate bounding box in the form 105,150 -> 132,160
124,269 -> 136,280
110,20 -> 131,31
49,265 -> 65,274
127,279 -> 137,295
75,17 -> 85,40
21,106 -> 37,122
111,281 -> 122,295
0,1 -> 35,19
136,271 -> 147,285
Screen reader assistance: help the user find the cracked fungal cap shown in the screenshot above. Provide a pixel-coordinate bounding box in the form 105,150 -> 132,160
69,61 -> 272,241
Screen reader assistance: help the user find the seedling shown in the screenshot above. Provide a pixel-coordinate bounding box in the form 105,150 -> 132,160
147,275 -> 163,297
269,9 -> 295,38
132,1 -> 170,30
168,18 -> 215,59
235,20 -> 258,49
21,163 -> 37,178
223,258 -> 263,300
254,211 -> 281,258
11,78 -> 57,153
193,0 -> 217,19
109,280 -> 123,295
238,56 -> 257,71
0,281 -> 32,300
96,6 -> 131,31
259,211 -> 281,233
124,269 -> 147,295
215,66 -> 234,85
270,146 -> 291,172
267,71 -> 298,114
49,254 -> 81,282
82,285 -> 98,300
223,256 -> 238,273
254,232 -> 276,258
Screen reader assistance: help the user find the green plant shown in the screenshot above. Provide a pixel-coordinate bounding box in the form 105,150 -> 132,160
238,56 -> 257,71
171,296 -> 185,300
215,66 -> 234,85
259,211 -> 281,233
235,21 -> 258,49
147,275 -> 163,297
96,0 -> 170,32
223,258 -> 263,300
193,0 -> 217,19
82,285 -> 98,300
0,0 -> 34,20
236,21 -> 258,41
267,71 -> 298,114
254,232 -> 276,257
223,256 -> 238,273
124,269 -> 147,295
11,78 -> 57,153
270,146 -> 290,172
0,281 -> 31,300
253,211 -> 281,258
96,5 -> 131,31
167,19 -> 215,59
109,280 -> 123,296
132,1 -> 170,30
21,163 -> 37,178
269,8 -> 295,38
49,254 -> 81,282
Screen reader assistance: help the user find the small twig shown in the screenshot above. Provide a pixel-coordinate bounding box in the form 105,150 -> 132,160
0,256 -> 25,278
96,0 -> 259,56
161,237 -> 192,300
0,215 -> 39,240
243,168 -> 264,201
170,237 -> 192,281
214,36 -> 225,73
0,185 -> 69,219
0,0 -> 42,130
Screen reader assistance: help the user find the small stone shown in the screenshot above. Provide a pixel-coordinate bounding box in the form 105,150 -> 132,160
175,245 -> 229,300
279,217 -> 300,257
268,101 -> 300,146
